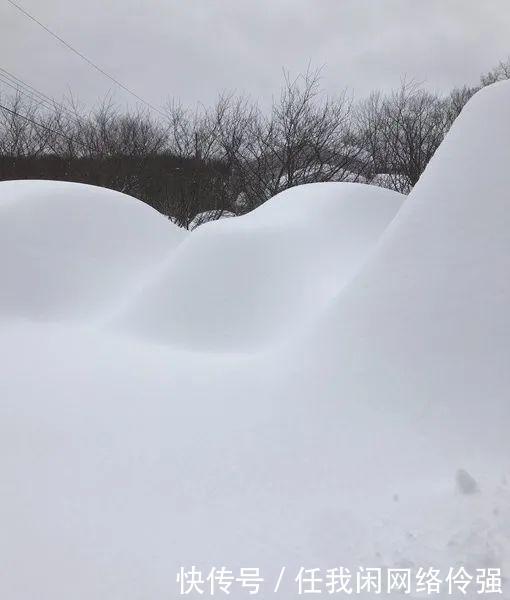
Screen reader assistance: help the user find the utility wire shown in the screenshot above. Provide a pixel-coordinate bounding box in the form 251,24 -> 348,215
0,68 -> 85,128
0,100 -> 94,153
6,0 -> 168,119
0,67 -> 74,112
0,73 -> 89,142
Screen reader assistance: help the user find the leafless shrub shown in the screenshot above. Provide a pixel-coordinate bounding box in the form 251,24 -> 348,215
357,81 -> 452,193
214,68 -> 365,211
480,57 -> 510,86
0,58 -> 508,225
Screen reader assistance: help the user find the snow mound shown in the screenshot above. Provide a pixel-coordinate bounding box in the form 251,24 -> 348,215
0,180 -> 186,321
301,80 -> 510,450
120,182 -> 403,349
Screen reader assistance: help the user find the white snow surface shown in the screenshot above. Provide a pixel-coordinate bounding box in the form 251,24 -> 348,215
0,180 -> 186,321
1,82 -> 510,600
119,182 -> 403,349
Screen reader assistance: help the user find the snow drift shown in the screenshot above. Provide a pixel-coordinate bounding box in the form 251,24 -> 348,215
120,182 -> 403,349
1,82 -> 510,600
300,81 -> 510,451
0,180 -> 185,321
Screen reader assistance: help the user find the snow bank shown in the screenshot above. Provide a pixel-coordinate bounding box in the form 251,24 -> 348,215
0,180 -> 185,321
119,182 -> 403,349
266,79 -> 510,584
301,81 -> 510,450
1,82 -> 510,600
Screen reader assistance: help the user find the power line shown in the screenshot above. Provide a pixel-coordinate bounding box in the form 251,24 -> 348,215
6,0 -> 168,119
0,66 -> 70,111
0,68 -> 85,128
0,70 -> 89,139
0,100 -> 94,153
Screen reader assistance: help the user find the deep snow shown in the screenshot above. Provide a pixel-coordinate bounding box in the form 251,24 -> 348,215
0,180 -> 186,321
1,82 -> 510,600
119,182 -> 403,349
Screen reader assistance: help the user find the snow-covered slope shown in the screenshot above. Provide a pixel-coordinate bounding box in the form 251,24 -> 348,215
1,82 -> 510,600
302,81 -> 510,450
276,79 -> 510,581
120,183 -> 403,349
0,180 -> 185,321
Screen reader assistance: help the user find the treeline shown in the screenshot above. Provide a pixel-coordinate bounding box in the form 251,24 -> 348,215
0,60 -> 508,228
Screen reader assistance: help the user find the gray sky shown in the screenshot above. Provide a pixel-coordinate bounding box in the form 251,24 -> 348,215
1,0 -> 510,114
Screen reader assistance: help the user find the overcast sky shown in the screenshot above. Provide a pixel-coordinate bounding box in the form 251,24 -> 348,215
1,0 -> 510,114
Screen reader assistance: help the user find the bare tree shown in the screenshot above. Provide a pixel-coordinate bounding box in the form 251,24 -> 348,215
0,92 -> 52,157
2,58 -> 510,224
357,82 -> 451,193
446,85 -> 477,122
480,57 -> 510,86
162,101 -> 232,228
214,69 -> 365,212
